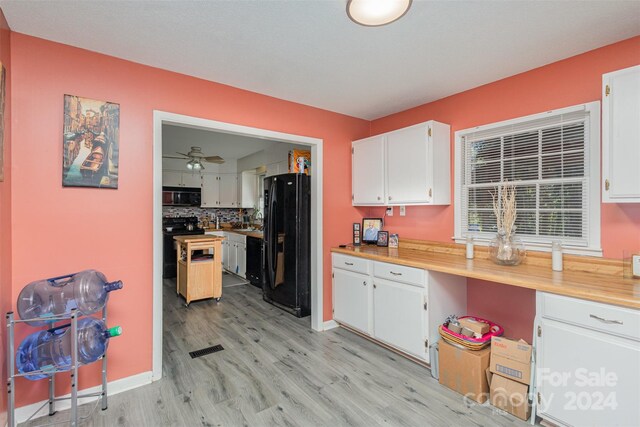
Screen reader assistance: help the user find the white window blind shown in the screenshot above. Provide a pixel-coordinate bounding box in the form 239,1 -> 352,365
456,104 -> 601,253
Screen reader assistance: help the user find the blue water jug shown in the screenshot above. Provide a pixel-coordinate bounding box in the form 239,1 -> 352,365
16,317 -> 122,380
17,270 -> 123,326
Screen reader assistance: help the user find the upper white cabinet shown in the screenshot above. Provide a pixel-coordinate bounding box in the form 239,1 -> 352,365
352,120 -> 451,206
201,174 -> 220,208
238,170 -> 258,208
162,170 -> 201,188
352,135 -> 386,205
218,174 -> 238,207
201,174 -> 237,207
602,65 -> 640,203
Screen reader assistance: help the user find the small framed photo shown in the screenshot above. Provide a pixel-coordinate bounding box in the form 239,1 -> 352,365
353,223 -> 361,246
376,231 -> 389,247
362,217 -> 383,244
389,233 -> 399,248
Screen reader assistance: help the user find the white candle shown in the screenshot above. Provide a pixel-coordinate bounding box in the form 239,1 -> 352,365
552,241 -> 563,272
466,235 -> 474,260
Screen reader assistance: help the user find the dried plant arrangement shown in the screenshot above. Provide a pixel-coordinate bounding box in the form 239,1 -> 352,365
491,181 -> 517,239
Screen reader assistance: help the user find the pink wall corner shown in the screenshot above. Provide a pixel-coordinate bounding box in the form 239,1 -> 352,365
370,36 -> 640,345
0,7 -> 10,424
9,32 -> 369,407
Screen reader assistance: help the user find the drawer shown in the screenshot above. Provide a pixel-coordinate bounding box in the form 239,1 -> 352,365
332,253 -> 370,275
539,292 -> 640,341
373,261 -> 426,287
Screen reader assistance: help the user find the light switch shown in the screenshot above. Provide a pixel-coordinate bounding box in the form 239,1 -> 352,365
633,254 -> 640,277
399,206 -> 406,216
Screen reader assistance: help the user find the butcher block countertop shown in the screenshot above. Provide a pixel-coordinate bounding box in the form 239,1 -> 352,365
331,240 -> 640,310
204,228 -> 263,239
173,235 -> 225,243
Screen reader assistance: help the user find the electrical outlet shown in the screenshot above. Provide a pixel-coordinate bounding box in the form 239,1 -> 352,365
386,207 -> 393,217
633,255 -> 640,278
399,206 -> 406,216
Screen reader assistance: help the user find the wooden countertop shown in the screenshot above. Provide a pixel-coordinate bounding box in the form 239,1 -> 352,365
173,235 -> 225,243
331,242 -> 640,310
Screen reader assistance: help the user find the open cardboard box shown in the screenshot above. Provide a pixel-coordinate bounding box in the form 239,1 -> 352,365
438,340 -> 491,403
486,369 -> 532,421
489,336 -> 532,385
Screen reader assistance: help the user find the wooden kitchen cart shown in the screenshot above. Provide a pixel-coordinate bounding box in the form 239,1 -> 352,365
174,235 -> 224,305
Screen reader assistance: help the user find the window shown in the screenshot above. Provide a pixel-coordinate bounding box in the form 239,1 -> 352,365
454,102 -> 601,256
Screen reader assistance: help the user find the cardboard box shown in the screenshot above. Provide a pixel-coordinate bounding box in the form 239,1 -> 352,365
459,317 -> 490,336
489,336 -> 532,385
438,340 -> 491,403
488,370 -> 532,421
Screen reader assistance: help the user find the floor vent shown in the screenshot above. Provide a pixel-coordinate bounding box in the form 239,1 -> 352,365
189,344 -> 224,359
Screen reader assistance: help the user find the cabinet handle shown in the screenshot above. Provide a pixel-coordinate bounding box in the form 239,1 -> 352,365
390,271 -> 402,276
589,314 -> 623,325
377,196 -> 381,200
363,281 -> 367,286
605,179 -> 610,191
373,284 -> 377,289
428,188 -> 432,198
344,262 -> 354,266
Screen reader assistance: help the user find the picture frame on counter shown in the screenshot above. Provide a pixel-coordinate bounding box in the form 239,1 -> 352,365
389,233 -> 399,248
353,222 -> 361,246
377,231 -> 389,247
362,217 -> 383,243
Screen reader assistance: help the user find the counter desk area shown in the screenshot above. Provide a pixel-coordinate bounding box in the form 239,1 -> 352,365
331,239 -> 640,427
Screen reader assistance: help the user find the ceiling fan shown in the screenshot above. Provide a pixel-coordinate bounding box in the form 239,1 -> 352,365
162,146 -> 224,170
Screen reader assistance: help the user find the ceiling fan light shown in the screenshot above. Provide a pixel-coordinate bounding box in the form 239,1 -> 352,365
193,161 -> 204,170
186,160 -> 194,170
347,0 -> 412,27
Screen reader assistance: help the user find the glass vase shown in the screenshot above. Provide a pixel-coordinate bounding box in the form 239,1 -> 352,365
489,230 -> 526,266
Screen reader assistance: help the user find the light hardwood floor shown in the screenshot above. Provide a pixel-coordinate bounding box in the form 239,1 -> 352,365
23,278 -> 531,426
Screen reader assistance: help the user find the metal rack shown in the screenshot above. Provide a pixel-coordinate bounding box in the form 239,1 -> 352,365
6,306 -> 109,427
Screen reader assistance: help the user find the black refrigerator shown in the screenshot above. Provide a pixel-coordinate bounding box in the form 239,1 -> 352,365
263,173 -> 311,318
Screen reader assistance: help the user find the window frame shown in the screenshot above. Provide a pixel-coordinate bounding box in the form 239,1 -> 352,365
453,102 -> 602,257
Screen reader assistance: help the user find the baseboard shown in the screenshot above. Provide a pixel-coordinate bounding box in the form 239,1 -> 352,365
322,320 -> 339,331
13,371 -> 152,425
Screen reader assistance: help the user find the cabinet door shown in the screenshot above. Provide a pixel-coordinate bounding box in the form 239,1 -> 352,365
237,242 -> 246,278
603,65 -> 640,202
352,136 -> 386,205
373,277 -> 427,360
386,124 -> 431,205
333,268 -> 371,334
201,174 -> 220,207
219,174 -> 238,207
181,172 -> 202,189
537,319 -> 640,427
229,242 -> 238,274
222,239 -> 229,271
238,171 -> 257,208
162,170 -> 183,187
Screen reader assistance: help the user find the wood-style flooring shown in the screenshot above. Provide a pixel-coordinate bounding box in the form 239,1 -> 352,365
22,277 -> 531,426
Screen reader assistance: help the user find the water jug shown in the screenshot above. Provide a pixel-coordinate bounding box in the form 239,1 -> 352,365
17,270 -> 123,326
16,317 -> 122,380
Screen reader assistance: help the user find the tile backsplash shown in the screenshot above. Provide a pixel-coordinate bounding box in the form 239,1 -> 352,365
163,207 -> 255,224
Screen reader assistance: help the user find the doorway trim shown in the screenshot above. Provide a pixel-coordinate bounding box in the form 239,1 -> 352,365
153,111 -> 324,381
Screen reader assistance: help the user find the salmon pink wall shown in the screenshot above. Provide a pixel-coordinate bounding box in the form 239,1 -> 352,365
9,32 -> 368,407
370,36 -> 640,340
0,8 -> 10,423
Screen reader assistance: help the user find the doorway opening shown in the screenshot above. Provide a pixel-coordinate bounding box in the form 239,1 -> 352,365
152,111 -> 323,381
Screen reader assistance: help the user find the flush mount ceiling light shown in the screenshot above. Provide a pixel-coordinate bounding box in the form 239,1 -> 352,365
346,0 -> 412,27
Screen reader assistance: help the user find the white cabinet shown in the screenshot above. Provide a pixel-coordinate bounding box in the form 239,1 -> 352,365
236,242 -> 246,278
238,170 -> 258,208
331,253 -> 466,364
219,174 -> 238,207
222,238 -> 229,271
352,136 -> 386,205
351,120 -> 451,206
201,174 -> 220,207
602,65 -> 640,203
372,277 -> 426,359
224,232 -> 247,277
266,160 -> 288,177
536,292 -> 640,427
201,174 -> 238,207
162,170 -> 201,188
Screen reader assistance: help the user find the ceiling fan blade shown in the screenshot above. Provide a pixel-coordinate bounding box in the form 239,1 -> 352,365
176,152 -> 190,157
204,156 -> 225,164
163,155 -> 188,159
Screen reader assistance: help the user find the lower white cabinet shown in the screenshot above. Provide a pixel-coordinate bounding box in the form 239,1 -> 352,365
236,241 -> 246,278
333,268 -> 371,335
372,278 -> 426,359
536,292 -> 640,427
332,253 -> 466,364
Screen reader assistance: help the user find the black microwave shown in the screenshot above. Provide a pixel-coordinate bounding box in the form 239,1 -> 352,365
162,186 -> 201,206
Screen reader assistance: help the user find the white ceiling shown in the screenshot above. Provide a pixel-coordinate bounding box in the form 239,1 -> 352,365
162,124 -> 276,160
2,1 -> 639,120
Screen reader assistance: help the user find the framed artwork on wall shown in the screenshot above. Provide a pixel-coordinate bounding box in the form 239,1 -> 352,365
62,95 -> 120,188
